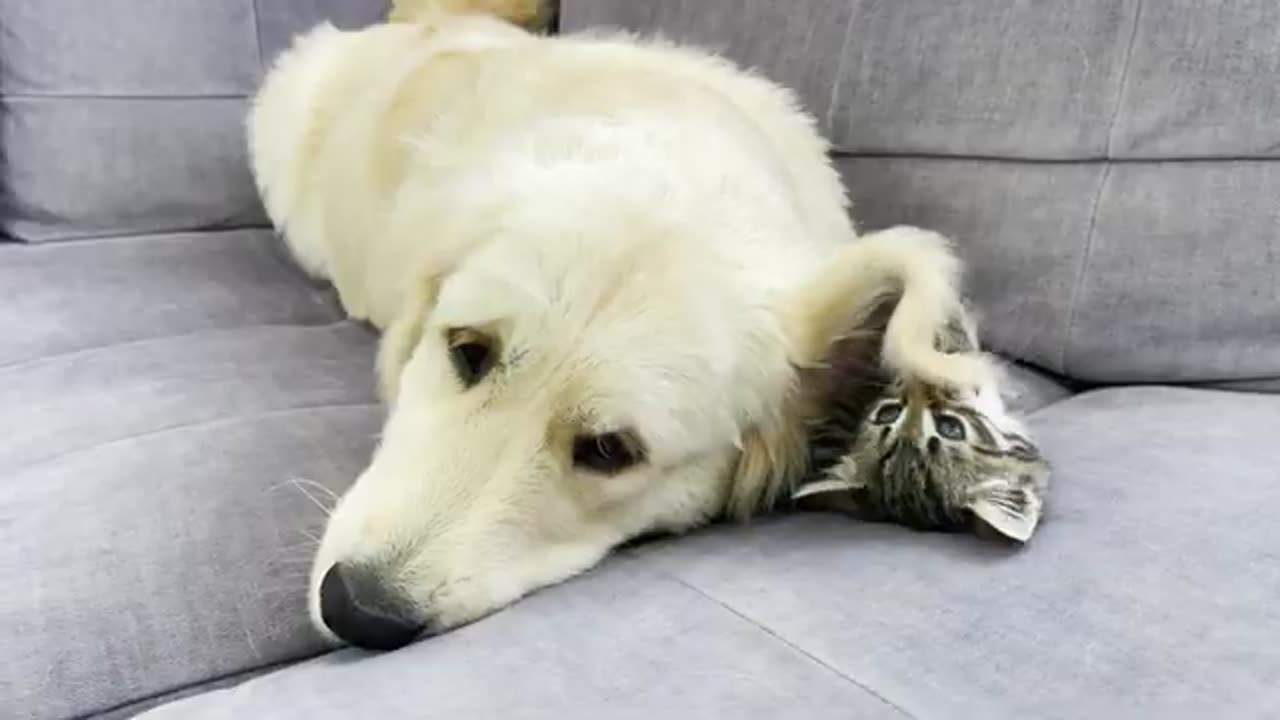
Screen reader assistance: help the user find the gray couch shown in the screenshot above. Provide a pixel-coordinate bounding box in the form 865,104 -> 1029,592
3,1 -> 1277,718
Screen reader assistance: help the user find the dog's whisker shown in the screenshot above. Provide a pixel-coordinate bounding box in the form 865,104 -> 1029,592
291,477 -> 341,503
286,477 -> 335,518
265,557 -> 318,568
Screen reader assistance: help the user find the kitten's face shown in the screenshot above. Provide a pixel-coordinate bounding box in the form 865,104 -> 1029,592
798,380 -> 1049,542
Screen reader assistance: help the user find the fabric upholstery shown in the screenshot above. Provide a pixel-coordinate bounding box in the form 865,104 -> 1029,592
0,231 -> 382,720
1112,0 -> 1280,158
560,0 -> 1134,158
997,362 -> 1076,415
140,387 -> 1280,718
2,405 -> 380,720
562,1 -> 1280,387
138,557 -> 911,720
624,388 -> 1280,718
0,2 -> 388,716
0,0 -> 389,242
0,230 -> 342,366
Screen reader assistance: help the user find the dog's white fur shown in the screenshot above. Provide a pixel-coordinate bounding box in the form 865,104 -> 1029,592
249,1 -> 989,637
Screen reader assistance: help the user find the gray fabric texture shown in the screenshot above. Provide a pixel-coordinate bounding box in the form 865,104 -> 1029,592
561,0 -> 1135,158
837,156 -> 1280,385
2,406 -> 379,720
627,387 -> 1280,719
0,231 -> 382,720
139,556 -> 911,720
1112,0 -> 1280,158
141,387 -> 1280,719
564,1 -> 1280,387
996,362 -> 1076,415
0,0 -> 389,242
0,229 -> 342,365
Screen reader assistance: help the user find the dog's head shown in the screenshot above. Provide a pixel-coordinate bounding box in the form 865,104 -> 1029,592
307,197 -> 957,649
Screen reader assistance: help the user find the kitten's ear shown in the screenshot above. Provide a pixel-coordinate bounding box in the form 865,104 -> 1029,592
967,475 -> 1045,542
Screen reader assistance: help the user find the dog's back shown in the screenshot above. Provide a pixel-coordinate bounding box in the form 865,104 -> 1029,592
249,7 -> 854,324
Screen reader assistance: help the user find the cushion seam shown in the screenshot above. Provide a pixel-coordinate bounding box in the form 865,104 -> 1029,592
66,654 -> 312,720
2,92 -> 249,101
652,569 -> 918,720
7,223 -> 273,245
250,0 -> 266,71
10,402 -> 379,476
1058,0 -> 1144,376
822,7 -> 859,137
828,150 -> 1280,164
0,319 -> 356,373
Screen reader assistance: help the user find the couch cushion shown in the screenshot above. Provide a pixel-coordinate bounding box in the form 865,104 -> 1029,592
562,1 -> 1280,388
0,0 -> 389,242
1113,0 -> 1280,158
626,387 -> 1280,718
0,322 -> 377,471
562,0 -> 1280,161
2,406 -> 380,720
0,229 -> 344,365
0,230 -> 382,720
561,0 -> 1135,159
137,557 -> 910,720
138,386 -> 1279,718
998,361 -> 1075,415
837,156 -> 1280,384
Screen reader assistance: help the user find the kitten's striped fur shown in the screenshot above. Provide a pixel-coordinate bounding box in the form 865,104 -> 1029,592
795,303 -> 1050,542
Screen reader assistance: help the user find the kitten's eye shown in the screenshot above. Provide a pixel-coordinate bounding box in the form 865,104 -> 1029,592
871,402 -> 903,425
446,328 -> 495,387
573,431 -> 645,474
934,413 -> 966,440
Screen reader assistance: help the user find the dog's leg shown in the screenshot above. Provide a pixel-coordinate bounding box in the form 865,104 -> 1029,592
786,225 -> 992,390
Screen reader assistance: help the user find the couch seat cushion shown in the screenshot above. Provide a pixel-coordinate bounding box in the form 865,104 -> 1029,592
138,386 -> 1280,719
0,230 -> 382,720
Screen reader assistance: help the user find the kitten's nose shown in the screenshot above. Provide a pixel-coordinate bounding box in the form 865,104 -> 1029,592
319,562 -> 424,651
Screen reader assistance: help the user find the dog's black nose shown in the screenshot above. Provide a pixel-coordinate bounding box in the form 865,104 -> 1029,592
319,562 -> 424,651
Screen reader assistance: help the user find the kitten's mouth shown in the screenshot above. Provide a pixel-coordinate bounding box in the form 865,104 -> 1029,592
871,440 -> 968,533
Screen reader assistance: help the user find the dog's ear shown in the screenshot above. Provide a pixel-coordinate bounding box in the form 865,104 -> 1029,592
376,273 -> 443,405
726,414 -> 809,520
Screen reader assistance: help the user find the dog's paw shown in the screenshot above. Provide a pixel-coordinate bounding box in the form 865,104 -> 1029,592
893,348 -> 995,393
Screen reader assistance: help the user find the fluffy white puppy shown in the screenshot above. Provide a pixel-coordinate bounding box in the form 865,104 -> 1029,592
249,0 -> 988,649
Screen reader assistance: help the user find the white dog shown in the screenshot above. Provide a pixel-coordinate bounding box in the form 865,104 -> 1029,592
249,0 -> 988,650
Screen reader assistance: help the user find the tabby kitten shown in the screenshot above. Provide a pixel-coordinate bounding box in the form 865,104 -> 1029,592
793,307 -> 1050,542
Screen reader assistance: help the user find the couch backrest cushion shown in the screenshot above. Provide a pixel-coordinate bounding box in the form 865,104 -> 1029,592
0,0 -> 389,243
561,0 -> 1280,387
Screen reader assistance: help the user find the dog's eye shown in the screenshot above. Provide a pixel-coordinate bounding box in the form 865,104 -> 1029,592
871,402 -> 903,425
573,431 -> 644,474
934,413 -> 966,440
446,328 -> 495,387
